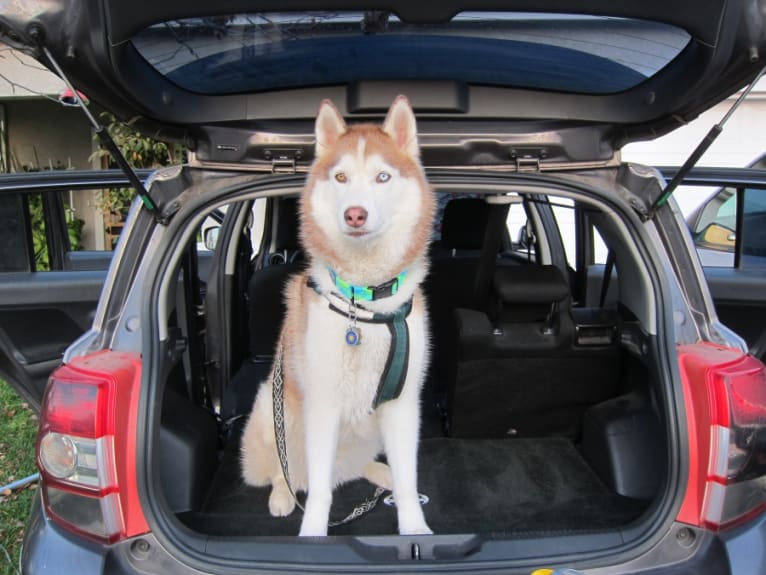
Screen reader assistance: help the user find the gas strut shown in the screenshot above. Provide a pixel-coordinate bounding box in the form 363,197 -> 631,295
647,65 -> 766,219
38,43 -> 165,223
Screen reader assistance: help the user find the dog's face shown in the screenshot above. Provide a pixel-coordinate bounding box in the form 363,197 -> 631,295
301,96 -> 434,280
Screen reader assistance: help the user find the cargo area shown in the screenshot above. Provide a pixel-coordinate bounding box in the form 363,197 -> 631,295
152,189 -> 670,544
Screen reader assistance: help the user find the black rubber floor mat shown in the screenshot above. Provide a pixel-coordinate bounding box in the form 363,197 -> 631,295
178,436 -> 647,537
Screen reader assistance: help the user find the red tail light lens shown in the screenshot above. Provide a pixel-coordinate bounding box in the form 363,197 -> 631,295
677,343 -> 766,530
36,351 -> 149,543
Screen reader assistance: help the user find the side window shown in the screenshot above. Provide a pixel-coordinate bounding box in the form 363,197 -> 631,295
592,227 -> 610,265
550,198 -> 575,268
506,201 -> 534,258
197,198 -> 267,257
691,186 -> 766,268
0,186 -> 142,273
741,189 -> 766,259
0,193 -> 33,272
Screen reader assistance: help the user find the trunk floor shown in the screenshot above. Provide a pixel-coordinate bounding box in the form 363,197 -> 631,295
178,436 -> 648,537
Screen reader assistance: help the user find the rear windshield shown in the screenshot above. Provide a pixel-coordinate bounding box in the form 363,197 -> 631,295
132,11 -> 690,96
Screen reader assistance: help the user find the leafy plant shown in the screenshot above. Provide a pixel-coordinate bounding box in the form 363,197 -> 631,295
27,193 -> 84,271
91,112 -> 185,216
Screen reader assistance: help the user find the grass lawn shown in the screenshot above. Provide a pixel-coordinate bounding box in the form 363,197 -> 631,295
0,380 -> 39,575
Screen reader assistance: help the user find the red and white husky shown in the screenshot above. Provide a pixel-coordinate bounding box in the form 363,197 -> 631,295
240,96 -> 434,536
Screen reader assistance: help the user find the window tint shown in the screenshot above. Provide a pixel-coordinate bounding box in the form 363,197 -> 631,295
0,193 -> 33,272
741,189 -> 766,258
133,12 -> 690,96
0,187 -> 141,273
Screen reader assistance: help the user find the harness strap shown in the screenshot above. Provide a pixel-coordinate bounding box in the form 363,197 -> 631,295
308,277 -> 412,407
374,302 -> 410,408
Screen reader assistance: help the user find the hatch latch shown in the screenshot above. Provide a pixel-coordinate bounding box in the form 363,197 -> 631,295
265,149 -> 301,174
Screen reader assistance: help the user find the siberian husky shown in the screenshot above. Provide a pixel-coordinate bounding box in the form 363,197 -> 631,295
240,96 -> 434,536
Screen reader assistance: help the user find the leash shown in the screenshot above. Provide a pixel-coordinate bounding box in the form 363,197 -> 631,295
271,344 -> 388,528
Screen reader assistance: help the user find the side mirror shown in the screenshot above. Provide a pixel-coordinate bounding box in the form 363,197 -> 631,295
203,227 -> 220,251
695,222 -> 736,252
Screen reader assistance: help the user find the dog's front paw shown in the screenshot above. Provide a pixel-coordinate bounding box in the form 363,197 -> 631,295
268,482 -> 296,517
298,517 -> 328,537
397,501 -> 432,535
399,521 -> 433,535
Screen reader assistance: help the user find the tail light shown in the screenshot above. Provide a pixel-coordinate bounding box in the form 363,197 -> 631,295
36,351 -> 149,542
677,342 -> 766,530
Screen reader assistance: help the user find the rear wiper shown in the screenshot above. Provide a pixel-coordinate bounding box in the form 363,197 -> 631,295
647,64 -> 766,220
30,28 -> 167,224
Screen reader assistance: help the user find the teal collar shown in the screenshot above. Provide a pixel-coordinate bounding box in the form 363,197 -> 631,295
328,268 -> 407,302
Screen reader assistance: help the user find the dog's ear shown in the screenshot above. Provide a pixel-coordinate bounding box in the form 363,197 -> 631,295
383,95 -> 419,158
315,99 -> 347,159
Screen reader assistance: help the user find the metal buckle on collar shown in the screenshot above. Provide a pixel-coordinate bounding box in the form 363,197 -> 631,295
370,275 -> 400,300
329,269 -> 407,302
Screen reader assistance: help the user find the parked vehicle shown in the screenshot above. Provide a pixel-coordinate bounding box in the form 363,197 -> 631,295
1,2 -> 766,574
683,154 -> 766,268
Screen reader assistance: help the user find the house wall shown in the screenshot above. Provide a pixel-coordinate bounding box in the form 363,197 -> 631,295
1,99 -> 107,249
3,99 -> 95,172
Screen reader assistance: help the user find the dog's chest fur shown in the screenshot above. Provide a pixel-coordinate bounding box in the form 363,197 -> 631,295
299,294 -> 409,423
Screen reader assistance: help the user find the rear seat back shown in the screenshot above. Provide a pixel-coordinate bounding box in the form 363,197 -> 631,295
447,265 -> 621,439
248,197 -> 304,360
425,198 -> 491,403
223,198 -> 303,421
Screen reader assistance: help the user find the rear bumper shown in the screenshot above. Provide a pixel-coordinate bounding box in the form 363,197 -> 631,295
721,511 -> 766,573
21,491 -> 108,574
21,490 -> 766,574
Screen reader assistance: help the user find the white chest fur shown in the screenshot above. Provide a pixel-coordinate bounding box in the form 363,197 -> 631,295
301,299 -> 398,423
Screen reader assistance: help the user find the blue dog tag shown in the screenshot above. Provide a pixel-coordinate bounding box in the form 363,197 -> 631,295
345,326 -> 361,345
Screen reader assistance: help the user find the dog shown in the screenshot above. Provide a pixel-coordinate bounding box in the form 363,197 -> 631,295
240,95 -> 434,537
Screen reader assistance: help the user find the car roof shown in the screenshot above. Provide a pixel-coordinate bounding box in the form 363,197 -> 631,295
3,0 -> 765,168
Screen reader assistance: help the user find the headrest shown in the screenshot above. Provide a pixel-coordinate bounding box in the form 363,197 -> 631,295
274,197 -> 300,251
439,198 -> 489,250
493,265 -> 569,305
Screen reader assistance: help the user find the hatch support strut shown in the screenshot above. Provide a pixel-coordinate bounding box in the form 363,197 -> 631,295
37,42 -> 165,223
646,65 -> 766,220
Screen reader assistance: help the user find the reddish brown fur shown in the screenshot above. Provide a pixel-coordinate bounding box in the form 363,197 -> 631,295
300,124 -> 434,279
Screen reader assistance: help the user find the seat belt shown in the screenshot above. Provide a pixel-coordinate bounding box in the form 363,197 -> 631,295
472,200 -> 511,308
599,250 -> 615,308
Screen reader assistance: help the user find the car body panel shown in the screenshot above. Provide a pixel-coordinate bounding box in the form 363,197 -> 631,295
0,170 -> 152,410
20,474 -> 766,574
0,2 -> 765,572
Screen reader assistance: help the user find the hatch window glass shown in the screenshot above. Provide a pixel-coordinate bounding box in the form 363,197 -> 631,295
132,12 -> 690,96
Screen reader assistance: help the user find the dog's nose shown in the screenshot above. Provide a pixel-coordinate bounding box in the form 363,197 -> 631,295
344,206 -> 368,228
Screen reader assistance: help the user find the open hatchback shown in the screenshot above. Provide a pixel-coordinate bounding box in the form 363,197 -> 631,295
2,1 -> 766,574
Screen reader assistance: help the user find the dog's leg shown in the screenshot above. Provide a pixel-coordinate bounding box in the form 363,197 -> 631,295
298,398 -> 340,536
268,475 -> 296,517
377,399 -> 432,535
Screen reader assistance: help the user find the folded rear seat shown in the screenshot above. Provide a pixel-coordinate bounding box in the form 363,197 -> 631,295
446,265 -> 621,439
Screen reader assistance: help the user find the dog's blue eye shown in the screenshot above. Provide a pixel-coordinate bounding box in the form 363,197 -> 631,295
376,171 -> 391,184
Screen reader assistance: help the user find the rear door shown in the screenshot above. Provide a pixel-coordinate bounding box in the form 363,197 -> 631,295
667,166 -> 766,360
0,170 -> 145,409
